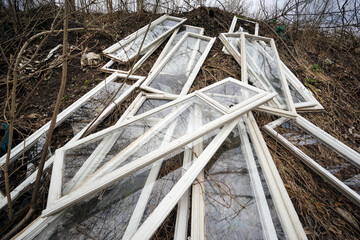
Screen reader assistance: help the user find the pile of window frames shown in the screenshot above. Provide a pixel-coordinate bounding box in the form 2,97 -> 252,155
6,15 -> 359,240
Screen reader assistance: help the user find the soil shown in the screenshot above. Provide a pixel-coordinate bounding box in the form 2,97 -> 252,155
1,6 -> 360,240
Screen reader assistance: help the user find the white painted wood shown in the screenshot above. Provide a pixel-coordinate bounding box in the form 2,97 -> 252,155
263,122 -> 360,207
46,149 -> 65,207
41,91 -> 276,217
130,119 -> 239,240
174,118 -> 194,240
269,38 -> 297,114
245,112 -> 307,239
0,74 -> 145,211
190,105 -> 205,240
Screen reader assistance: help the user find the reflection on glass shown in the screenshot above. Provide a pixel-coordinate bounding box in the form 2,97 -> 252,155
149,36 -> 210,95
244,37 -> 289,110
278,120 -> 360,194
112,19 -> 179,62
204,81 -> 257,109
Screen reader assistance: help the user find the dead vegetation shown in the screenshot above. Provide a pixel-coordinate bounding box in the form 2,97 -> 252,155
0,1 -> 359,239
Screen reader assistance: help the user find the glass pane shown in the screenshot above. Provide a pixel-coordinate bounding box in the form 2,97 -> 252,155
111,19 -> 180,62
203,81 -> 258,109
287,80 -> 306,104
62,96 -> 223,194
277,120 -> 360,194
203,123 -> 285,239
244,37 -> 289,110
149,36 -> 210,95
135,99 -> 171,116
204,128 -> 263,239
162,25 -> 203,57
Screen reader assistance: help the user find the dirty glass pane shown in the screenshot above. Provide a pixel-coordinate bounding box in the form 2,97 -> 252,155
149,36 -> 210,95
277,120 -> 360,194
162,25 -> 203,57
62,96 -> 223,194
203,81 -> 258,109
135,99 -> 171,116
34,129 -> 220,240
244,37 -> 289,110
203,123 -> 284,239
111,19 -> 180,62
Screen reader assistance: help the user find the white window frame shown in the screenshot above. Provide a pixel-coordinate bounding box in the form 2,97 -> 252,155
100,37 -> 167,74
254,40 -> 323,111
40,79 -> 276,218
263,115 -> 360,207
140,32 -> 216,96
220,32 -> 299,118
0,73 -> 145,211
103,15 -> 186,63
220,32 -> 322,113
222,16 -> 259,54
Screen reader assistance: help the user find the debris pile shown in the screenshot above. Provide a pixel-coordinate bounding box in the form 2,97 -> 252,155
2,14 -> 359,239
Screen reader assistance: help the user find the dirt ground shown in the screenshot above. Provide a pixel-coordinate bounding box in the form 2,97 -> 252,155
0,6 -> 360,239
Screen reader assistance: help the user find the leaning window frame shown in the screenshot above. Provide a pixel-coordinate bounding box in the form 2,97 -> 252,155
140,32 -> 216,96
219,32 -> 297,118
103,15 -> 186,63
253,40 -> 323,111
0,73 -> 145,211
40,79 -> 276,218
263,115 -> 360,207
222,16 -> 259,54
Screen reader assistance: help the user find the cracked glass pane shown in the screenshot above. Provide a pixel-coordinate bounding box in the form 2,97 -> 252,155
203,81 -> 258,109
62,96 -> 223,195
111,19 -> 180,62
277,120 -> 360,194
149,35 -> 210,95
